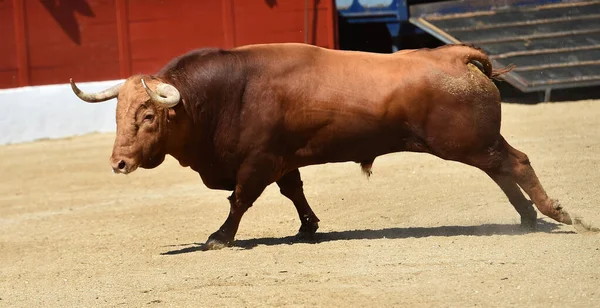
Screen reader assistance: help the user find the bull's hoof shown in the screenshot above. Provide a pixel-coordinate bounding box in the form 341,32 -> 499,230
204,232 -> 233,250
300,221 -> 319,234
519,205 -> 537,232
520,217 -> 537,232
204,239 -> 230,250
296,222 -> 319,240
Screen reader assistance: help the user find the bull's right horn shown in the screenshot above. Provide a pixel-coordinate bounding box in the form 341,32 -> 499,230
141,79 -> 181,108
70,78 -> 123,103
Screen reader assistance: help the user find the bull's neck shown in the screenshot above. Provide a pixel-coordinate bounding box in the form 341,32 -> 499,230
160,54 -> 246,173
164,102 -> 201,169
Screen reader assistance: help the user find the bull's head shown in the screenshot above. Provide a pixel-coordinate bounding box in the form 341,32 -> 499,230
70,75 -> 181,174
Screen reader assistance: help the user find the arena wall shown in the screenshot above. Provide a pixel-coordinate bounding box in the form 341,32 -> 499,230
0,80 -> 120,145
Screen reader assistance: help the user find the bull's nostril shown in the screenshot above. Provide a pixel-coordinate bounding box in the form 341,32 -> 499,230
117,160 -> 126,170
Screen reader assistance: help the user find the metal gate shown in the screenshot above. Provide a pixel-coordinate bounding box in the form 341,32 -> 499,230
409,0 -> 600,101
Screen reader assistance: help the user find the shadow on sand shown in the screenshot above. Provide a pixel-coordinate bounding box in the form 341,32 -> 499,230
161,219 -> 573,255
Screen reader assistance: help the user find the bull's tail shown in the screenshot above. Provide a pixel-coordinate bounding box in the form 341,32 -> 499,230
451,44 -> 515,80
490,64 -> 516,80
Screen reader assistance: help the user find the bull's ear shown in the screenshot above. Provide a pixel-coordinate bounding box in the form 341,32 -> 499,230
168,108 -> 177,121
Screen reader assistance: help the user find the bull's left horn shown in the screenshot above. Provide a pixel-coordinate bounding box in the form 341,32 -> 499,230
141,79 -> 181,108
70,78 -> 122,103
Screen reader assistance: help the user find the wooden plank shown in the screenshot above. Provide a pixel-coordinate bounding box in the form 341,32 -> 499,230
222,0 -> 236,48
25,0 -> 119,85
128,0 -> 225,74
410,0 -> 569,19
12,0 -> 29,87
327,0 -> 338,49
304,0 -> 309,44
116,0 -> 132,78
0,0 -> 18,89
492,45 -> 600,60
233,1 -> 335,48
409,18 -> 461,44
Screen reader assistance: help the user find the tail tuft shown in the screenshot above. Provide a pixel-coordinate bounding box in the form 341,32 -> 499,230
491,64 -> 516,80
360,160 -> 374,179
446,43 -> 516,80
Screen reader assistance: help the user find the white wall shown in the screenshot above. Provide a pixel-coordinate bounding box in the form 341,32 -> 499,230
0,80 -> 124,145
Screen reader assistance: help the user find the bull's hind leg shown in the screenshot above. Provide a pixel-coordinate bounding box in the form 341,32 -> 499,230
277,169 -> 320,237
502,140 -> 572,225
481,137 -> 572,228
486,173 -> 537,230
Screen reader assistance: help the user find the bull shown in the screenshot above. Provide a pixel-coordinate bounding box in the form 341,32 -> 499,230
70,43 -> 575,250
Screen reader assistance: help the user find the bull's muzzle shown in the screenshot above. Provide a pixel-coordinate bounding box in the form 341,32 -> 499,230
110,157 -> 134,174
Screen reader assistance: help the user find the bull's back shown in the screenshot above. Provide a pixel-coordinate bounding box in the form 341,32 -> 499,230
237,44 -> 502,166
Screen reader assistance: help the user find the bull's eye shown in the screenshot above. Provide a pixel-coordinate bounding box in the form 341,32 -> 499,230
143,114 -> 154,121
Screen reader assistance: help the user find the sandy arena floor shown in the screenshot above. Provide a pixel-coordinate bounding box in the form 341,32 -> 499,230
1,100 -> 599,307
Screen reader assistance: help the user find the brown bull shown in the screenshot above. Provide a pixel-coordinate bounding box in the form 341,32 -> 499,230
70,43 -> 574,249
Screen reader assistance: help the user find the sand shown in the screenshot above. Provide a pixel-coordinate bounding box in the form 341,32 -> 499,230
1,100 -> 599,307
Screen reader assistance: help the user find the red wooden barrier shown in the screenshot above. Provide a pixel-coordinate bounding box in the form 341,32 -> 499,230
0,0 -> 337,89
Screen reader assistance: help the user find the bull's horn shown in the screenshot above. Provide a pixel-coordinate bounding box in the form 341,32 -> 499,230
141,79 -> 181,108
70,78 -> 122,103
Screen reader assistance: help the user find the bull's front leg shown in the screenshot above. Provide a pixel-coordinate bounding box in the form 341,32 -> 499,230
205,192 -> 247,250
204,161 -> 270,250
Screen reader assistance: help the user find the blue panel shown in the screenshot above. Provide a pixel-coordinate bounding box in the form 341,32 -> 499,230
336,0 -> 408,22
358,0 -> 394,8
336,0 -> 354,10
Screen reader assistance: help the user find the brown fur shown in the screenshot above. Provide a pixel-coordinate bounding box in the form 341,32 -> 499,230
103,43 -> 571,249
